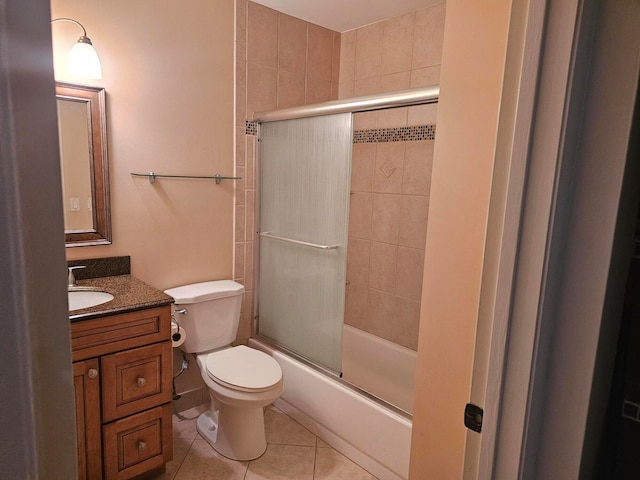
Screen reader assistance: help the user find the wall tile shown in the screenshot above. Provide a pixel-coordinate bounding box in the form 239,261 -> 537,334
278,14 -> 307,74
369,241 -> 398,293
367,288 -> 397,343
381,13 -> 415,75
348,192 -> 372,239
395,297 -> 420,350
246,190 -> 255,240
236,0 -> 248,48
331,32 -> 341,83
353,76 -> 382,96
235,127 -> 246,166
407,104 -> 438,126
354,22 -> 384,80
344,282 -> 368,330
410,65 -> 441,88
246,62 -> 277,116
235,242 -> 245,280
346,237 -> 370,284
235,166 -> 246,200
370,193 -> 401,244
380,71 -> 411,93
396,246 -> 425,301
339,30 -> 357,83
305,76 -> 332,104
402,140 -> 433,195
307,24 -> 334,81
374,142 -> 405,194
246,137 -> 255,189
245,241 -> 255,290
236,43 -> 247,85
351,143 -> 375,192
338,82 -> 354,99
235,204 -> 246,242
247,1 -> 278,68
378,106 -> 408,129
278,71 -> 306,109
330,82 -> 339,100
353,111 -> 378,130
412,3 -> 446,69
399,195 -> 429,248
236,83 -> 246,126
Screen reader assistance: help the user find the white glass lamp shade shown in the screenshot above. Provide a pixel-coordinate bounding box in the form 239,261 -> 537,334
67,38 -> 102,79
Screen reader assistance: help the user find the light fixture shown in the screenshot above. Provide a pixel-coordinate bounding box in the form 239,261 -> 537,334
51,17 -> 102,79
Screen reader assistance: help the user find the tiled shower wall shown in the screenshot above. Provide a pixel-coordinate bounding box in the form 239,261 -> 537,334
234,0 -> 341,344
234,1 -> 446,351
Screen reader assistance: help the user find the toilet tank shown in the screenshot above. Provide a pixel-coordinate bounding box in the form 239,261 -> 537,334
164,280 -> 245,354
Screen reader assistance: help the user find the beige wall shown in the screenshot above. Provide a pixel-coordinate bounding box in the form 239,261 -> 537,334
409,1 -> 513,477
52,0 -> 235,291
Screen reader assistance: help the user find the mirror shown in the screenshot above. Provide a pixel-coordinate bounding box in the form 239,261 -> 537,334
56,82 -> 111,247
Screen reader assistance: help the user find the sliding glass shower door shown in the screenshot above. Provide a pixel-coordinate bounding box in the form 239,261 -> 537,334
257,113 -> 353,374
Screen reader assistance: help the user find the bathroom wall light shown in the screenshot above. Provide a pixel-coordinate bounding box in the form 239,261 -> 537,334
51,17 -> 102,79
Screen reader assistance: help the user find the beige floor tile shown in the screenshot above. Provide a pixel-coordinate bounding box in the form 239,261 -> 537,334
173,439 -> 248,480
264,406 -> 316,447
173,405 -> 209,440
314,448 -> 378,480
149,436 -> 195,480
246,444 -> 315,480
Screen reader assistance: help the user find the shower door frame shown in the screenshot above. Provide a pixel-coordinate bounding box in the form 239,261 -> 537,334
250,86 -> 440,416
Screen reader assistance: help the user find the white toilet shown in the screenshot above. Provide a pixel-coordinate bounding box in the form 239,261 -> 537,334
164,280 -> 283,461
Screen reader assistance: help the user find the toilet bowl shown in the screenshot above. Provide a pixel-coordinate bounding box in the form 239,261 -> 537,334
164,281 -> 284,460
195,346 -> 283,460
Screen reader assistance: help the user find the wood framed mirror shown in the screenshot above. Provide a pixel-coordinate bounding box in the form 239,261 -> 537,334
56,82 -> 111,247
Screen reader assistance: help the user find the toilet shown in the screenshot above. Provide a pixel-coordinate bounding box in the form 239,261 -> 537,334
164,280 -> 283,461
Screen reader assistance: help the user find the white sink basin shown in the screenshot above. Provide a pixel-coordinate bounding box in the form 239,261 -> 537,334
68,290 -> 114,311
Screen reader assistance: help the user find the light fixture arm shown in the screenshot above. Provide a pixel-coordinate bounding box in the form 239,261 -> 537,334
51,17 -> 102,79
51,17 -> 88,38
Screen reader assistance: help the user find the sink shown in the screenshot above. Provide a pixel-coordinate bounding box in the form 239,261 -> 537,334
68,290 -> 114,311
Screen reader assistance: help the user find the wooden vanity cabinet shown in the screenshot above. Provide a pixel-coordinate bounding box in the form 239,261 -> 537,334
71,306 -> 173,480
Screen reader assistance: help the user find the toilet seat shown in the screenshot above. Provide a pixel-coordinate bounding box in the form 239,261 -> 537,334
205,345 -> 282,393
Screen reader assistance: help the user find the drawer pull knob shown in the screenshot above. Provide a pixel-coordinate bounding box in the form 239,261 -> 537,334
136,377 -> 147,387
138,441 -> 147,451
87,368 -> 98,379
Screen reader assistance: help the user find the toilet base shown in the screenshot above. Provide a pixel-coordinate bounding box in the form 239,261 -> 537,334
197,400 -> 267,461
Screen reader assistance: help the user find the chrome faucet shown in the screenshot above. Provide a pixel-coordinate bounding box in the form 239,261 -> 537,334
67,265 -> 86,288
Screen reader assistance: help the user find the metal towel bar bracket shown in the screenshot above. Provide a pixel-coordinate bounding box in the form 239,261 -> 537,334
259,232 -> 339,250
131,172 -> 242,184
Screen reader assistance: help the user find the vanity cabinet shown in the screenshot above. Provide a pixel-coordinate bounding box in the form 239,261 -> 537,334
71,305 -> 173,480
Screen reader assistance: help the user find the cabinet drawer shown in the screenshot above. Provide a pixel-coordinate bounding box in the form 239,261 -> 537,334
103,404 -> 173,480
101,342 -> 172,422
71,306 -> 171,361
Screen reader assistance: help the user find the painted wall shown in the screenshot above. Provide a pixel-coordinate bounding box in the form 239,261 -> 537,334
409,1 -> 513,477
52,0 -> 235,291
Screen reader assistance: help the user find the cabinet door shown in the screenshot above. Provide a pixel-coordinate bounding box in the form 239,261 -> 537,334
73,358 -> 102,480
101,342 -> 172,422
103,404 -> 173,480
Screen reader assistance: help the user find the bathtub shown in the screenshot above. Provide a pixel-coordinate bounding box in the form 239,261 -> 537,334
249,332 -> 413,480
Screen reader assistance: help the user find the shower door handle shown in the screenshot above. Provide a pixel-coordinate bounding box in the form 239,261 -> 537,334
259,232 -> 340,250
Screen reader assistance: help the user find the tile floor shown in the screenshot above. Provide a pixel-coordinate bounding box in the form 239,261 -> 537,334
152,404 -> 378,480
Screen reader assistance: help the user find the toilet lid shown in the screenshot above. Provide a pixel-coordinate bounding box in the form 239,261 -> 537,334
205,345 -> 282,392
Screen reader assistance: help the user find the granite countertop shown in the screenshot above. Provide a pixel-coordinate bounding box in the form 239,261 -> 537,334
69,274 -> 174,322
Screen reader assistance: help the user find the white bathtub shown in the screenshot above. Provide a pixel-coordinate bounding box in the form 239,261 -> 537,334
249,334 -> 413,480
342,324 -> 417,415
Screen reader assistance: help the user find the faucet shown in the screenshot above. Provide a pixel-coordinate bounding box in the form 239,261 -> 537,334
67,265 -> 86,288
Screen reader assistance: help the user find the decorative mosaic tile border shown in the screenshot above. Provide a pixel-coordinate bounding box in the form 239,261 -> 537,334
245,120 -> 257,135
246,121 -> 436,143
353,125 -> 436,143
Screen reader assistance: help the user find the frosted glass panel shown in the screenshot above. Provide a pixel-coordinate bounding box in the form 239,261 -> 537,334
258,114 -> 352,373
